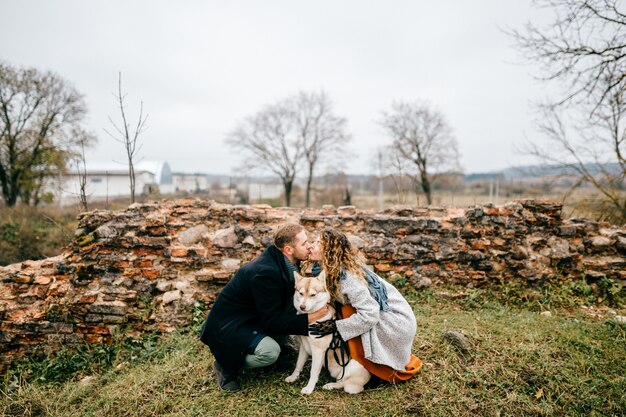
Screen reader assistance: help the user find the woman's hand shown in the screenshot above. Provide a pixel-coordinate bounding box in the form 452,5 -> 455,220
308,318 -> 337,338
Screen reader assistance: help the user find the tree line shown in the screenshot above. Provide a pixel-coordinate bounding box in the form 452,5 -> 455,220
226,91 -> 460,206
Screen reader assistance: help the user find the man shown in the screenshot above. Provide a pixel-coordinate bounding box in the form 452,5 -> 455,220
200,223 -> 328,391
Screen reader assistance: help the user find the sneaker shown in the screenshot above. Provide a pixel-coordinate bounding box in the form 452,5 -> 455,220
212,361 -> 240,392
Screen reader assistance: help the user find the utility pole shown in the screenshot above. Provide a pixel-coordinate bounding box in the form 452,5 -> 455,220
378,149 -> 384,211
495,177 -> 500,206
106,171 -> 109,210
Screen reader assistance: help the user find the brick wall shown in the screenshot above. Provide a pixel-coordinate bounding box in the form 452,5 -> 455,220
1,199 -> 625,367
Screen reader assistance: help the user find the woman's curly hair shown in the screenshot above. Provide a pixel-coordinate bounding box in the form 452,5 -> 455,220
319,227 -> 367,304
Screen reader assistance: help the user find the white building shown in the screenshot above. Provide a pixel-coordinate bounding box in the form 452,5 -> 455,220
171,173 -> 210,193
50,161 -> 173,205
241,181 -> 283,201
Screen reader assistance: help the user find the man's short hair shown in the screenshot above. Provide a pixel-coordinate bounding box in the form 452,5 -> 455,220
274,223 -> 305,249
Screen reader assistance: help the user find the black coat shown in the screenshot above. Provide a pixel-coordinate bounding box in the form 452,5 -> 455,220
199,245 -> 309,375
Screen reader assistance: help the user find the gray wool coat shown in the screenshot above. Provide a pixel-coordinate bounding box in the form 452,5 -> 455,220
335,271 -> 417,371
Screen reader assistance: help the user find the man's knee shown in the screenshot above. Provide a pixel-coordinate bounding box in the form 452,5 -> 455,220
255,337 -> 281,363
245,336 -> 281,368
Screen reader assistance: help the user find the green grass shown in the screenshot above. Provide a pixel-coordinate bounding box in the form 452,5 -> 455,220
2,287 -> 625,417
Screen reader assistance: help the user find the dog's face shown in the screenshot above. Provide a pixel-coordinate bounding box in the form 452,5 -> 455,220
293,271 -> 330,314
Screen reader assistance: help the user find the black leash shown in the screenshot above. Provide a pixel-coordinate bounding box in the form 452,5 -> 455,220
324,303 -> 350,380
325,330 -> 350,380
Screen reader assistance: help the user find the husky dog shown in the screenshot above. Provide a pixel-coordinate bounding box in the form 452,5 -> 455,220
285,271 -> 371,394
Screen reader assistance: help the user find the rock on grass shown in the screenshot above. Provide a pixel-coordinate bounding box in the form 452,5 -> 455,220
442,330 -> 471,353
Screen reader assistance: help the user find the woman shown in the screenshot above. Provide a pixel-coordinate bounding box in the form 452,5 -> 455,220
308,227 -> 422,383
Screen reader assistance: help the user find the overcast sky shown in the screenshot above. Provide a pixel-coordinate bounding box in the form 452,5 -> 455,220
0,1 -> 550,176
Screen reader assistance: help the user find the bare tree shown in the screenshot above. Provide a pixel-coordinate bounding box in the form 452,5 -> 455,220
105,72 -> 147,204
76,135 -> 89,212
511,0 -> 626,223
377,145 -> 413,205
226,101 -> 301,206
527,84 -> 626,223
510,0 -> 626,113
0,62 -> 92,206
292,90 -> 350,207
379,101 -> 460,205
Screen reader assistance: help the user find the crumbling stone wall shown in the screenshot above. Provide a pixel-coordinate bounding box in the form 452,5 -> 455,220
1,199 -> 625,367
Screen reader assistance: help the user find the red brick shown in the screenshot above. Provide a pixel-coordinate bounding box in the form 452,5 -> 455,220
472,240 -> 490,250
444,262 -> 459,271
213,271 -> 231,279
374,263 -> 392,272
79,295 -> 97,303
484,207 -> 499,215
12,275 -> 32,284
418,264 -> 440,272
492,237 -> 506,247
5,309 -> 28,321
469,271 -> 486,279
52,274 -> 69,281
85,334 -> 105,343
170,247 -> 188,257
133,248 -> 160,256
34,276 -> 51,285
237,219 -> 254,228
21,260 -> 37,269
143,269 -> 161,279
77,325 -> 110,335
191,247 -> 208,257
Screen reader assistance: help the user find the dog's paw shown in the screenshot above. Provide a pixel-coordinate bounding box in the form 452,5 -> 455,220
322,382 -> 339,390
284,374 -> 299,383
300,386 -> 314,395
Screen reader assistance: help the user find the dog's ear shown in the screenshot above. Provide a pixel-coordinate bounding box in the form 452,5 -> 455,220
294,271 -> 304,283
314,270 -> 326,284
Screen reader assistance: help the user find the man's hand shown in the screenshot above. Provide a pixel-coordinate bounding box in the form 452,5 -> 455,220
307,305 -> 329,323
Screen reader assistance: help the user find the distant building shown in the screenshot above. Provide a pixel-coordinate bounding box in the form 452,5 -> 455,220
240,180 -> 283,201
171,172 -> 210,193
49,161 -> 173,205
